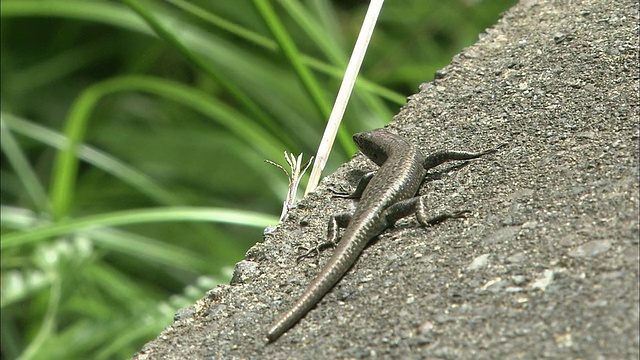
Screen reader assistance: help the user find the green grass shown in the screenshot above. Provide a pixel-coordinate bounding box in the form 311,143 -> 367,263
1,0 -> 516,358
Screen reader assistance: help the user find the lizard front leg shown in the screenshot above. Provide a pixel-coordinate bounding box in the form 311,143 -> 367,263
382,145 -> 503,226
331,172 -> 375,199
423,145 -> 505,171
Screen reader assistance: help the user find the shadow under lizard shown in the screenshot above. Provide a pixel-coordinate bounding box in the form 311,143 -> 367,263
267,128 -> 502,342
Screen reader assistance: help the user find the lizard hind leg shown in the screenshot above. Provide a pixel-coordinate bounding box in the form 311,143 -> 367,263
416,205 -> 472,227
297,211 -> 352,262
383,195 -> 472,227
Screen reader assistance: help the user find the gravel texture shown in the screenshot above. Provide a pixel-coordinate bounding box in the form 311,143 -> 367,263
133,0 -> 639,358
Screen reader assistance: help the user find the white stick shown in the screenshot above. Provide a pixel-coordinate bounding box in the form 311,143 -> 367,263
304,0 -> 385,195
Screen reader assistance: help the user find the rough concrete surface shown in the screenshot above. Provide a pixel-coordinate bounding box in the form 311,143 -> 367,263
133,0 -> 639,358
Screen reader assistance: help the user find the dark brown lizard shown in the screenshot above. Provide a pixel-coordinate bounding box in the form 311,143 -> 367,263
267,128 -> 501,342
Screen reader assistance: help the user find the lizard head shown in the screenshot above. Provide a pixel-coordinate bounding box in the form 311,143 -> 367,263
353,129 -> 390,166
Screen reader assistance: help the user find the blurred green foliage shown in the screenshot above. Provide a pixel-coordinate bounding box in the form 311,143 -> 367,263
1,0 -> 516,358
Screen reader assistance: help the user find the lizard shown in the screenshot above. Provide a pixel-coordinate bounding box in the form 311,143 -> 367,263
267,128 -> 502,342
